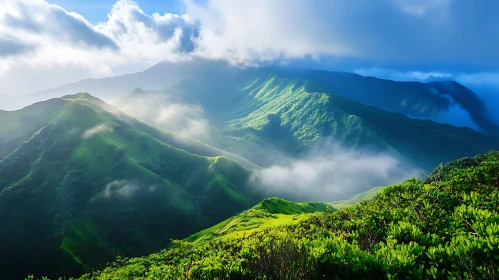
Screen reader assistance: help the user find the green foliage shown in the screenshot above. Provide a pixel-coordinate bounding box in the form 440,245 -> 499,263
0,94 -> 262,279
254,197 -> 332,214
184,198 -> 331,243
330,186 -> 384,209
80,152 -> 499,279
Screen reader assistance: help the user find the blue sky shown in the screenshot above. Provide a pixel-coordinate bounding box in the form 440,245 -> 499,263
0,0 -> 498,96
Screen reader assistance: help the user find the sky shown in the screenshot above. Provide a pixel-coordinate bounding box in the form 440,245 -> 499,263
0,0 -> 498,95
47,0 -> 185,24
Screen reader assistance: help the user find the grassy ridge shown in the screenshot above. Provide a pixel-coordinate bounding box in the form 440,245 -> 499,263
0,94 -> 262,279
79,152 -> 499,279
184,198 -> 333,243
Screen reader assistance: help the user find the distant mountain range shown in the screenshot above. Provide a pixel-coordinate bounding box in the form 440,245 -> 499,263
22,59 -> 498,134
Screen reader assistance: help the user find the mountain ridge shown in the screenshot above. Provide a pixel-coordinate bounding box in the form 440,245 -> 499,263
116,74 -> 499,173
0,93 -> 262,279
16,59 -> 496,133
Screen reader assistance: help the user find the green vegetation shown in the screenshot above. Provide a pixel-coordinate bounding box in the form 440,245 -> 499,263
224,76 -> 499,171
5,69 -> 499,279
0,94 -> 262,279
184,198 -> 333,243
330,186 -> 384,209
76,152 -> 499,279
119,75 -> 499,172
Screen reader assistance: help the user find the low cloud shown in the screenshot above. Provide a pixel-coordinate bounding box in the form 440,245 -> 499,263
82,124 -> 113,139
354,68 -> 453,82
250,145 -> 420,202
157,103 -> 209,138
422,104 -> 481,131
455,72 -> 499,126
114,92 -> 210,139
93,179 -> 157,200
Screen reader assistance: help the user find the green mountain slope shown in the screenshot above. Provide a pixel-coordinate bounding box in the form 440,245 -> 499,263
0,94 -> 261,279
184,198 -> 332,243
81,151 -> 499,279
296,70 -> 497,133
118,75 -> 499,172
0,99 -> 67,159
29,60 -> 496,133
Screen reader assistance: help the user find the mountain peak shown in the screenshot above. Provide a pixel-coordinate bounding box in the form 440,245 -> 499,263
62,92 -> 95,100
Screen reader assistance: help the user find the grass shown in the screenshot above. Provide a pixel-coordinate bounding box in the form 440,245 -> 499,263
185,198 -> 332,243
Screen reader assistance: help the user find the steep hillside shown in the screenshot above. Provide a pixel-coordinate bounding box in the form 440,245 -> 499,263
80,152 -> 499,279
0,93 -> 261,279
118,76 -> 499,171
0,98 -> 67,159
294,70 -> 497,133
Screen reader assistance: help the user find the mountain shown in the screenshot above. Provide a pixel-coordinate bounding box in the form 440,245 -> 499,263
0,93 -> 262,279
27,59 -> 498,133
79,151 -> 499,279
115,74 -> 499,172
17,60 -> 497,173
299,70 -> 497,133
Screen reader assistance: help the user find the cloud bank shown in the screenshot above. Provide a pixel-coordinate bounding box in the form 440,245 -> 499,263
113,92 -> 210,139
1,0 -> 499,95
250,145 -> 420,202
0,0 -> 194,94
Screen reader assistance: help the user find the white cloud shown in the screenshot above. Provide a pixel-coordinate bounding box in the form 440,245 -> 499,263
113,92 -> 210,139
82,124 -> 113,139
102,179 -> 141,198
0,0 -> 194,94
186,0 -> 352,65
354,68 -> 453,82
0,0 -> 498,96
94,179 -> 157,200
157,103 -> 210,138
250,145 -> 420,201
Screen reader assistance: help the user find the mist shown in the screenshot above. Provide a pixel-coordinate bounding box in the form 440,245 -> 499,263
250,144 -> 420,202
113,91 -> 210,140
82,124 -> 113,139
457,81 -> 499,127
92,179 -> 157,201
